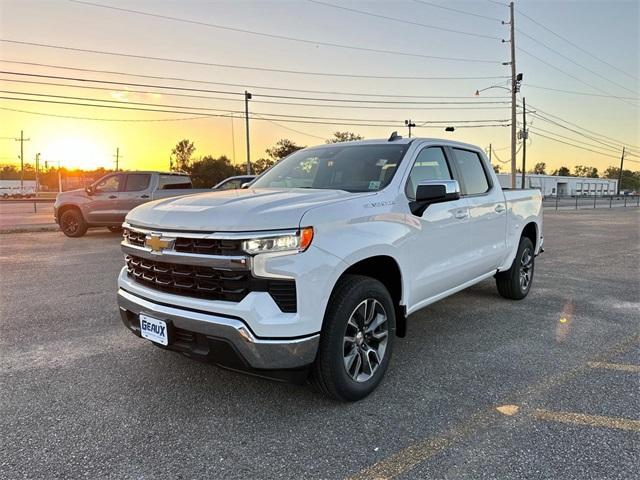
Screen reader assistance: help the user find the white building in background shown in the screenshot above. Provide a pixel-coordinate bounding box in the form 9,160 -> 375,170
496,174 -> 618,197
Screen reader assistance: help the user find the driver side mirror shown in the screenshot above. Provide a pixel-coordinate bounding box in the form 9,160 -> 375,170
411,179 -> 461,215
240,182 -> 251,189
85,185 -> 94,196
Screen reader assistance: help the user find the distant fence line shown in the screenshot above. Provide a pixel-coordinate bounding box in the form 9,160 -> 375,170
543,195 -> 640,210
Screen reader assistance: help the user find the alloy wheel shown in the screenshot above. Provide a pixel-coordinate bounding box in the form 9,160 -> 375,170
343,298 -> 389,383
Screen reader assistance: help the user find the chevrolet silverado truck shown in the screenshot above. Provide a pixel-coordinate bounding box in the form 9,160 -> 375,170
117,137 -> 543,401
54,171 -> 209,237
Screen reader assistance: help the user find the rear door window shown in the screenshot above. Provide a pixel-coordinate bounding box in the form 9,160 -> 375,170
124,174 -> 151,192
452,148 -> 490,195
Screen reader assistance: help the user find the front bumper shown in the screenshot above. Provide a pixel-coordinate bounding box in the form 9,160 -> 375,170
118,288 -> 319,372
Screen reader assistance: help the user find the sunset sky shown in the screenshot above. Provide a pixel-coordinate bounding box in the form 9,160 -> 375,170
0,0 -> 638,174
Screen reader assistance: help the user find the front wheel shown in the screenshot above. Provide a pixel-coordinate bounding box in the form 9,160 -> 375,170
496,236 -> 535,300
311,275 -> 395,402
60,209 -> 88,238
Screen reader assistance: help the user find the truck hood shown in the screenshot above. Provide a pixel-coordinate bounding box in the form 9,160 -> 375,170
125,188 -> 371,232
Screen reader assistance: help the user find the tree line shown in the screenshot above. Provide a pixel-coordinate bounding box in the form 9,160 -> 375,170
1,130 -> 638,191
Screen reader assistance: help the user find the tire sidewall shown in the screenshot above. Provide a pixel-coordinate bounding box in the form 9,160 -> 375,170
323,277 -> 396,401
516,237 -> 535,296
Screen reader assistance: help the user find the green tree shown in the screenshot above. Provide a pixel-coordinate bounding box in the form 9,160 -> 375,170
603,166 -> 640,191
187,155 -> 242,188
252,158 -> 275,175
532,162 -> 547,174
326,131 -> 364,143
171,139 -> 195,172
552,166 -> 571,176
265,139 -> 305,161
574,165 -> 599,178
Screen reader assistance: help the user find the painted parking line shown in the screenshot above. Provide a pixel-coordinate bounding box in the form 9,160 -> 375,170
346,335 -> 640,480
586,361 -> 640,373
534,409 -> 640,432
347,408 -> 499,480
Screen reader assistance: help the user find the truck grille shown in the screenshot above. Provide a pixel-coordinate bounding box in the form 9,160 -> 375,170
125,254 -> 296,312
123,228 -> 243,256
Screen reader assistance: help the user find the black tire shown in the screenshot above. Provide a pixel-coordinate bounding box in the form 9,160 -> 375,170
59,209 -> 88,238
108,226 -> 123,233
496,236 -> 535,300
311,275 -> 395,402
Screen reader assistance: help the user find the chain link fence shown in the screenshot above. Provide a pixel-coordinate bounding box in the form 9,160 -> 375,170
543,195 -> 640,210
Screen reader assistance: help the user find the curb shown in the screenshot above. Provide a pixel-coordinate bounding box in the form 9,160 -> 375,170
0,225 -> 60,234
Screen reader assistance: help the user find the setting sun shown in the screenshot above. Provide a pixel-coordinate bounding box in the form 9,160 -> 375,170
42,135 -> 111,170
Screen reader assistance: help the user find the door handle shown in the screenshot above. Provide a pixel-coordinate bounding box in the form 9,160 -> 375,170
454,210 -> 468,220
495,204 -> 506,213
140,194 -> 150,199
108,195 -> 117,199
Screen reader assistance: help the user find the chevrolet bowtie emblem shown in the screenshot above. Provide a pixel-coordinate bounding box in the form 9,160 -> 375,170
145,234 -> 174,253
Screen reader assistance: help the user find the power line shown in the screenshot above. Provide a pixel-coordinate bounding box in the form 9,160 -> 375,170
528,125 -> 621,155
412,0 -> 502,22
525,102 -> 640,151
0,96 -> 514,130
524,107 -> 624,151
0,78 -> 511,112
308,0 -> 501,40
525,84 -> 639,101
67,0 -> 499,63
0,73 -> 509,104
517,46 -> 637,107
0,59 -> 510,84
0,106 -> 211,122
252,114 -> 327,141
0,88 -> 511,123
531,130 -> 621,160
517,28 -> 637,96
516,7 -> 639,82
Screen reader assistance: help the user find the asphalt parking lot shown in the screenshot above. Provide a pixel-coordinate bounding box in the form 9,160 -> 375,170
1,209 -> 638,479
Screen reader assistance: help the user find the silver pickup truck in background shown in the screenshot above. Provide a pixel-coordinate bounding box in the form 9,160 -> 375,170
54,171 -> 210,237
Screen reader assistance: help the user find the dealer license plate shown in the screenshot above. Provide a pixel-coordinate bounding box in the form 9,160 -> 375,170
139,314 -> 168,346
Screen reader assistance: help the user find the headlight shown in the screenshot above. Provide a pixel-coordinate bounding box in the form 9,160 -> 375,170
242,227 -> 314,255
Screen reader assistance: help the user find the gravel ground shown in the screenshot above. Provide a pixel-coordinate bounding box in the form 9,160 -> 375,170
1,209 -> 638,479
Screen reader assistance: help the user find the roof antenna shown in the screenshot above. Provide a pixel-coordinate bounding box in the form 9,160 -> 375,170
388,131 -> 402,142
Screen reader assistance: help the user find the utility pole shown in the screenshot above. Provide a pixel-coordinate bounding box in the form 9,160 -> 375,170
244,91 -> 252,175
508,1 -> 517,189
489,143 -> 492,162
617,146 -> 625,195
405,119 -> 416,138
230,113 -> 236,164
16,130 -> 30,190
521,97 -> 527,189
114,147 -> 121,171
35,153 -> 40,193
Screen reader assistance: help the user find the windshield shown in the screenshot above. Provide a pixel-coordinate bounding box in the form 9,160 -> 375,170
251,143 -> 409,192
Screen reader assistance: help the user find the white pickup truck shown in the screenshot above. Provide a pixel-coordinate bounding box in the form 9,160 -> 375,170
117,136 -> 543,401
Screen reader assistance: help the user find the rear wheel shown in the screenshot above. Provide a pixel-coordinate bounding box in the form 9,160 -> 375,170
496,236 -> 535,300
311,275 -> 395,401
60,209 -> 88,238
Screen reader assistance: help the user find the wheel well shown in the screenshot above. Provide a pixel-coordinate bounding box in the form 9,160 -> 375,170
522,222 -> 537,250
340,255 -> 406,337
